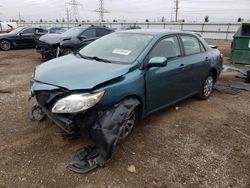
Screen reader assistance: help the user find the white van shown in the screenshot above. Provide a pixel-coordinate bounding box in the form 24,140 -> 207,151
0,22 -> 18,33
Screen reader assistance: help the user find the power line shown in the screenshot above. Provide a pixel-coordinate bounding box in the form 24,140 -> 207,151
93,0 -> 109,22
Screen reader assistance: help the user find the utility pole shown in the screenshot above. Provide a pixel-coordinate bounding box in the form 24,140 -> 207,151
66,0 -> 81,22
18,12 -> 22,22
175,0 -> 179,22
66,7 -> 70,28
94,0 -> 109,22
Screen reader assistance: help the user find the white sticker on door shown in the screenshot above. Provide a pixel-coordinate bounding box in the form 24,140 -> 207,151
112,49 -> 132,55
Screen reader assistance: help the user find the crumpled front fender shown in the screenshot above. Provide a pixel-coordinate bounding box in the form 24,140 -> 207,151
29,80 -> 61,100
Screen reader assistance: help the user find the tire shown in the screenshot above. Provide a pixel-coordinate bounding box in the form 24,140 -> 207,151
0,40 -> 11,51
117,108 -> 139,143
198,73 -> 215,100
62,48 -> 74,56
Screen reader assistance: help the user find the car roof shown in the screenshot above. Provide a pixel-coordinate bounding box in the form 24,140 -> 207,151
74,25 -> 113,30
118,29 -> 196,36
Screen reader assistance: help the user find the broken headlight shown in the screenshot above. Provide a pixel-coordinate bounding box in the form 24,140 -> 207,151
52,91 -> 105,113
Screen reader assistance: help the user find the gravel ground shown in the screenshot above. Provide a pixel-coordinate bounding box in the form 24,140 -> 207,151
0,42 -> 249,188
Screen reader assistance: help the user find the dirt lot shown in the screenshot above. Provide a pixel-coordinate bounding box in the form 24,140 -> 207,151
0,43 -> 250,187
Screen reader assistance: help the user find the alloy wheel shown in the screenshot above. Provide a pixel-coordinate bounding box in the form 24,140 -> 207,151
0,40 -> 11,51
204,76 -> 214,97
118,111 -> 136,141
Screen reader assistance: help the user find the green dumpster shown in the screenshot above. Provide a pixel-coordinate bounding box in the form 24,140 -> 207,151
231,23 -> 250,65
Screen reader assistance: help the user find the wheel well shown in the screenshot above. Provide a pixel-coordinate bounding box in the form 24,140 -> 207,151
63,47 -> 75,50
121,95 -> 143,120
0,39 -> 12,45
210,68 -> 218,82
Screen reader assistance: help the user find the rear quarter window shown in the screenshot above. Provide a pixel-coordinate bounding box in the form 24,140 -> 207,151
81,29 -> 96,38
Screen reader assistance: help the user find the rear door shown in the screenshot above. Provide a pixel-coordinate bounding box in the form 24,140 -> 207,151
145,35 -> 193,113
179,34 -> 210,92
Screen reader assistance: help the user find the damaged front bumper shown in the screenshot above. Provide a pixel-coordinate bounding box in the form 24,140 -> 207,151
30,81 -> 98,135
36,42 -> 59,60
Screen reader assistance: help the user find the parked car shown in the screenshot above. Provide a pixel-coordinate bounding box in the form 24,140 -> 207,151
30,30 -> 223,173
0,26 -> 47,51
48,27 -> 67,34
36,25 -> 114,61
0,22 -> 18,33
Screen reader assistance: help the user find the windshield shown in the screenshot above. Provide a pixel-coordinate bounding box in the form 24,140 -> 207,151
79,32 -> 153,64
9,27 -> 24,34
61,27 -> 85,38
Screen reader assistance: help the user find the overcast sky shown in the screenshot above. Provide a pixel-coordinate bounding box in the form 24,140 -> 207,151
0,0 -> 250,22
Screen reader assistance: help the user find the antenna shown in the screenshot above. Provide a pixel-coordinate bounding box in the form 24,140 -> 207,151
93,0 -> 110,22
66,0 -> 82,21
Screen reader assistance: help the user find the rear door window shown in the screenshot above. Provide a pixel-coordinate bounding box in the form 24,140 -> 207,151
181,35 -> 202,55
96,29 -> 111,37
81,29 -> 96,38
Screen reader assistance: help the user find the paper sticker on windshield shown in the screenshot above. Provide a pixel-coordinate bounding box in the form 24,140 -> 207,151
112,49 -> 131,55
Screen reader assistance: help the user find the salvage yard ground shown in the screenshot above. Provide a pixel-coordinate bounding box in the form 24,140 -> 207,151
0,40 -> 250,187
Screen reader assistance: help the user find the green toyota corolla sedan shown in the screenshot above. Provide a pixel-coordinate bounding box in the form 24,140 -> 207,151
29,29 -> 223,173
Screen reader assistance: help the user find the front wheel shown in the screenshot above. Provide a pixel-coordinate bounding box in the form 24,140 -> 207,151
0,40 -> 11,51
62,48 -> 74,56
117,108 -> 138,143
198,73 -> 214,100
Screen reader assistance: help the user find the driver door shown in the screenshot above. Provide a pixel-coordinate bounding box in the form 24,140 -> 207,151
145,35 -> 192,113
79,28 -> 98,48
15,28 -> 35,47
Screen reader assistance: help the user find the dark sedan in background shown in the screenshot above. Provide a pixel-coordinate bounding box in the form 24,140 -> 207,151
36,25 -> 114,60
0,27 -> 47,51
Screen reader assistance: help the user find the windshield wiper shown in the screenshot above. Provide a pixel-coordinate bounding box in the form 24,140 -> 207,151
75,52 -> 111,63
90,56 -> 111,63
75,51 -> 86,59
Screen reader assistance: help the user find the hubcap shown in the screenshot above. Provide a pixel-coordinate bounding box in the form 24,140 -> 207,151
204,76 -> 214,97
0,41 -> 10,50
118,111 -> 136,141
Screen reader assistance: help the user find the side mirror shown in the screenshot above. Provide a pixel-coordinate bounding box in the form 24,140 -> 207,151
18,32 -> 24,36
79,35 -> 87,40
147,57 -> 168,68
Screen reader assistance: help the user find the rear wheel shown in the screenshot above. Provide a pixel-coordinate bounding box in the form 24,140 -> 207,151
0,40 -> 11,51
198,73 -> 214,99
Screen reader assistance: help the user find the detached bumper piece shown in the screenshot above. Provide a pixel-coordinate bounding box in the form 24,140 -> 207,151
30,105 -> 46,122
67,146 -> 105,174
67,98 -> 140,174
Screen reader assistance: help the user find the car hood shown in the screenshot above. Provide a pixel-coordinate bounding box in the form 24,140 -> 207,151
34,54 -> 131,90
39,33 -> 70,44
